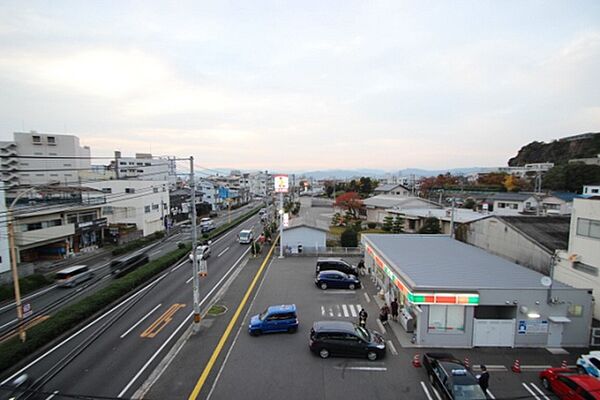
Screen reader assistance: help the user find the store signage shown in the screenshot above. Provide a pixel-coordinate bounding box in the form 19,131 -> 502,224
76,218 -> 108,231
365,244 -> 480,306
517,319 -> 548,335
274,175 -> 289,193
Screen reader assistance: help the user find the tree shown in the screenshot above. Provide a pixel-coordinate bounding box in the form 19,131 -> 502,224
543,163 -> 600,193
463,198 -> 476,210
382,215 -> 394,232
341,227 -> 358,247
503,175 -> 523,192
477,172 -> 508,187
331,212 -> 342,226
359,177 -> 374,195
334,192 -> 363,219
392,216 -> 404,233
419,217 -> 441,234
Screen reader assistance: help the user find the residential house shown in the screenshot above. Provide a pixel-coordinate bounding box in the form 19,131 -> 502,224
462,215 -> 570,275
487,192 -> 539,215
363,195 -> 442,224
542,192 -> 577,215
389,207 -> 488,234
282,216 -> 328,253
582,185 -> 600,197
554,197 -> 600,318
373,183 -> 411,197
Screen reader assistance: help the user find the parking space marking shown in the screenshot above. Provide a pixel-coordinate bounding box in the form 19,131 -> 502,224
333,366 -> 387,372
529,382 -> 550,400
420,382 -> 434,400
328,307 -> 334,317
521,365 -> 552,371
386,340 -> 398,355
322,290 -> 356,294
349,304 -> 357,317
321,306 -> 326,316
342,304 -> 349,317
186,276 -> 194,284
522,382 -> 542,400
363,292 -> 370,303
376,319 -> 387,334
486,389 -> 496,399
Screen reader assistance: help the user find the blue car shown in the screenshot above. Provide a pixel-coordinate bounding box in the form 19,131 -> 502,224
315,270 -> 361,290
248,304 -> 298,336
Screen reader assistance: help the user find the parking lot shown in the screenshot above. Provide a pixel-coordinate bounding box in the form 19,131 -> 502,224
203,255 -> 577,400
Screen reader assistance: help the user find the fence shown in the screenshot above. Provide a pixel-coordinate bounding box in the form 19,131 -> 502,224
276,246 -> 363,257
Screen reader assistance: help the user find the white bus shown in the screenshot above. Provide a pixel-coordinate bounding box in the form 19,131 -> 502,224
55,265 -> 94,288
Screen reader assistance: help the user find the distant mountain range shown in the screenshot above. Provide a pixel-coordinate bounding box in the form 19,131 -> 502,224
295,167 -> 497,180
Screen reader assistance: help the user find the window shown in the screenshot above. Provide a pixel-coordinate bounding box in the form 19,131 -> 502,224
26,222 -> 42,231
102,188 -> 112,193
50,174 -> 58,177
34,152 -> 42,155
568,304 -> 583,317
144,162 -> 151,166
573,262 -> 598,276
153,187 -> 158,193
428,305 -> 465,333
20,162 -> 29,166
145,205 -> 151,213
47,136 -> 56,144
577,218 -> 600,239
120,162 -> 126,166
152,204 -> 159,210
592,189 -> 599,194
36,173 -> 44,177
49,152 -> 57,156
67,215 -> 78,224
32,135 -> 41,143
498,202 -> 505,208
64,163 -> 72,167
125,188 -> 135,194
64,174 -> 72,177
103,206 -> 113,215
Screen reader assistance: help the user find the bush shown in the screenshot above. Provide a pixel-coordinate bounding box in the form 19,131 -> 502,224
0,274 -> 53,303
340,228 -> 358,248
367,222 -> 377,229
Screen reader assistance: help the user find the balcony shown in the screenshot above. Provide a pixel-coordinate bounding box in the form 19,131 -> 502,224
15,224 -> 75,247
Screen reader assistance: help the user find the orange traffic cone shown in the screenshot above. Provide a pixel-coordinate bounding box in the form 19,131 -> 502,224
464,357 -> 471,369
412,354 -> 422,368
512,359 -> 521,373
561,360 -> 568,369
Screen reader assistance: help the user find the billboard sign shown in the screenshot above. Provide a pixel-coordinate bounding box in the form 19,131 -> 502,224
274,175 -> 289,193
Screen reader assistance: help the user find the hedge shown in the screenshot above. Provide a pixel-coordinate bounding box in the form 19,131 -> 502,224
0,274 -> 53,303
0,204 -> 261,373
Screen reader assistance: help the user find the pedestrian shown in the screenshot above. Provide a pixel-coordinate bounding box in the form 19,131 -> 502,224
357,259 -> 366,276
358,308 -> 368,327
379,304 -> 390,325
390,298 -> 399,321
478,365 -> 490,395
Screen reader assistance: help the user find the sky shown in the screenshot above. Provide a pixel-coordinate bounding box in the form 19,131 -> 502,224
0,1 -> 599,172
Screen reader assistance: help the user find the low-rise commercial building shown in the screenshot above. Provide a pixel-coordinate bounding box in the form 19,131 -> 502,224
362,234 -> 592,348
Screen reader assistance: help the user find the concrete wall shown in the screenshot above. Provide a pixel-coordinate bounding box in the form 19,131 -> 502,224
282,226 -> 326,252
464,217 -> 552,274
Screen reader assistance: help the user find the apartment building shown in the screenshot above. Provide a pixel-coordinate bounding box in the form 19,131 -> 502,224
112,152 -> 176,187
0,182 -> 11,277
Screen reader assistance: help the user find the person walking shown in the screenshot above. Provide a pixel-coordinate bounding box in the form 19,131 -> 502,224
478,365 -> 490,395
358,308 -> 368,328
357,259 -> 366,276
390,298 -> 399,321
379,304 -> 390,325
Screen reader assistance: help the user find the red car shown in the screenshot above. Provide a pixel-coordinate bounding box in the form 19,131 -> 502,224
540,367 -> 600,399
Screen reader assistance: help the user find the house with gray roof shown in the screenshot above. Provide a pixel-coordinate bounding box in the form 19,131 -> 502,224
462,215 -> 570,274
388,207 -> 489,234
487,192 -> 539,215
363,195 -> 441,224
281,215 -> 328,254
373,183 -> 410,196
541,192 -> 577,215
361,234 -> 592,348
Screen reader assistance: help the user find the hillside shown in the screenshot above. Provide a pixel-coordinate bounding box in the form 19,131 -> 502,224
508,132 -> 600,166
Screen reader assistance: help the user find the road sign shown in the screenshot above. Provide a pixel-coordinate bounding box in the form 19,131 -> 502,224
274,175 -> 289,193
22,303 -> 32,318
283,213 -> 289,227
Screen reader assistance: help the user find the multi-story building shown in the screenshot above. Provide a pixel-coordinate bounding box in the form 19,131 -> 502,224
1,131 -> 91,189
198,179 -> 219,210
0,182 -> 11,277
85,180 -> 170,237
582,185 -> 600,197
112,152 -> 176,187
248,171 -> 271,198
554,197 -> 600,318
497,163 -> 554,178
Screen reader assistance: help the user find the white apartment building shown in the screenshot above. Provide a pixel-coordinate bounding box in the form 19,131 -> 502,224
497,162 -> 554,178
248,171 -> 271,197
0,182 -> 11,276
583,185 -> 600,197
1,131 -> 91,188
555,197 -> 600,318
113,152 -> 176,187
85,180 -> 170,236
198,179 -> 219,210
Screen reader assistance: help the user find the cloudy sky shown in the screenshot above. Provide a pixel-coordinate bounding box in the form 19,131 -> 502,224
0,1 -> 599,172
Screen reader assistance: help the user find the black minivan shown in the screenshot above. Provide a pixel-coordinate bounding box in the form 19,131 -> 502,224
315,258 -> 358,276
309,320 -> 386,361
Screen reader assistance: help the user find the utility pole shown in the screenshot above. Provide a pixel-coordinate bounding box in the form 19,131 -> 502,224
190,157 -> 200,331
279,191 -> 284,258
7,209 -> 25,342
449,197 -> 455,239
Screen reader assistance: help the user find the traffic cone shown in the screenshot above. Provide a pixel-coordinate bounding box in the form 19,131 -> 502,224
412,354 -> 422,368
512,359 -> 521,373
561,360 -> 568,369
464,357 -> 471,369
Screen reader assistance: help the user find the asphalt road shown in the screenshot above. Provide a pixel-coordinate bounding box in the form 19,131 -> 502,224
0,208 -> 265,400
0,203 -> 259,336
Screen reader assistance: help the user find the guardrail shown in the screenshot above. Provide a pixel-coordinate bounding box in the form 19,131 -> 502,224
277,247 -> 363,256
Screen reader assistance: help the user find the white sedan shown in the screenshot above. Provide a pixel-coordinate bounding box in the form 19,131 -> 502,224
576,351 -> 600,377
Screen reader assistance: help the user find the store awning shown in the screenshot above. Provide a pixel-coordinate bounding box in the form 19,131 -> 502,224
549,316 -> 571,323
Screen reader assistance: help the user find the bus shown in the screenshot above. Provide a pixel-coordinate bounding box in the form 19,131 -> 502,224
55,265 -> 94,288
110,252 -> 150,278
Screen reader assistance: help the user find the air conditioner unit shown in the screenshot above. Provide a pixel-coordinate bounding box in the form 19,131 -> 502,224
569,254 -> 581,262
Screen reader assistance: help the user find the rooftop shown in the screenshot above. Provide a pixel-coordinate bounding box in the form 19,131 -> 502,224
488,192 -> 536,202
362,234 -> 574,291
391,208 -> 488,224
374,183 -> 408,192
498,216 -> 570,253
363,195 -> 440,209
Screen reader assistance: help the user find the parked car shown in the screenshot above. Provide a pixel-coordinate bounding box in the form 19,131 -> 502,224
315,258 -> 358,276
248,304 -> 298,336
200,218 -> 216,233
422,353 -> 487,400
577,351 -> 600,377
309,320 -> 385,361
315,270 -> 361,290
540,367 -> 600,399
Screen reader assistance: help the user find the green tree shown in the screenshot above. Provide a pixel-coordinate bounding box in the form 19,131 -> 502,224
382,215 -> 394,232
392,216 -> 404,233
463,198 -> 476,210
359,177 -> 374,195
419,217 -> 441,234
331,212 -> 341,226
341,227 -> 358,247
543,163 -> 600,193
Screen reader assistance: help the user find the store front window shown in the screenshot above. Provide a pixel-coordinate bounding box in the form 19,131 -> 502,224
428,305 -> 465,333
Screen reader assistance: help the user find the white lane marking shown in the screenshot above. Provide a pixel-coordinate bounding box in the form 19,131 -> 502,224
349,304 -> 357,317
120,304 -> 162,339
486,389 -> 496,399
342,304 -> 349,317
186,276 -> 194,284
90,262 -> 110,273
217,247 -> 230,258
521,365 -> 552,371
44,391 -> 59,400
335,305 -> 342,317
333,366 -> 387,371
472,365 -> 507,372
118,247 -> 251,398
328,307 -> 334,317
171,261 -> 187,272
376,319 -> 387,334
0,284 -> 58,313
420,382 -> 434,400
431,385 -> 443,400
322,290 -> 356,295
363,292 -> 370,303
101,275 -> 111,281
529,383 -> 550,400
387,340 -> 398,355
0,318 -> 17,330
321,306 -> 325,316
150,250 -> 161,256
1,273 -> 168,385
522,383 -> 541,400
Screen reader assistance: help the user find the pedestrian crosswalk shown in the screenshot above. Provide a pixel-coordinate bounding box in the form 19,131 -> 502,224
320,304 -> 363,318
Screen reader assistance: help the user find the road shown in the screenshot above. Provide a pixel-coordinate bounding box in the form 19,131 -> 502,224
0,203 -> 259,337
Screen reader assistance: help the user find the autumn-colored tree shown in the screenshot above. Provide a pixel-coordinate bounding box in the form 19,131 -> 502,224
477,172 -> 508,186
503,175 -> 524,192
334,192 -> 363,219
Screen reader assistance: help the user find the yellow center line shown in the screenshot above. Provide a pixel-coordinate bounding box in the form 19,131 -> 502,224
188,237 -> 278,400
141,303 -> 186,339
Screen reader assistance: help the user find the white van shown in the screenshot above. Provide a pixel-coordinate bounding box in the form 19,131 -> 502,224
55,265 -> 94,288
238,229 -> 254,244
200,218 -> 216,233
